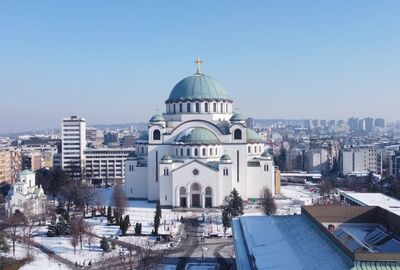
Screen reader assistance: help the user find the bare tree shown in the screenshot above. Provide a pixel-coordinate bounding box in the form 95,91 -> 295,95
22,202 -> 43,254
110,184 -> 127,224
85,223 -> 95,251
7,210 -> 26,256
259,187 -> 276,215
70,216 -> 87,253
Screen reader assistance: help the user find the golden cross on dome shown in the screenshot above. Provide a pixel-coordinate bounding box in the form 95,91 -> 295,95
195,57 -> 203,74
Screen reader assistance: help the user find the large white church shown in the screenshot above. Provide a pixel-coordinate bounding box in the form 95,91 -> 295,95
125,59 -> 275,208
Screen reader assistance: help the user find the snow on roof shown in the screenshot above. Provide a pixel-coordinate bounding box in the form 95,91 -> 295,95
232,215 -> 351,270
339,190 -> 400,216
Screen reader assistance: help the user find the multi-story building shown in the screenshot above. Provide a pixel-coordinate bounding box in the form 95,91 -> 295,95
375,118 -> 386,129
342,145 -> 382,175
22,151 -> 42,171
306,148 -> 328,174
285,149 -> 304,171
61,116 -> 86,179
364,117 -> 374,133
84,148 -> 135,184
348,117 -> 359,132
0,148 -> 22,184
86,127 -> 104,147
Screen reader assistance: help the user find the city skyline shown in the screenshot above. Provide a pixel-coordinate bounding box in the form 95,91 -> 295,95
1,1 -> 400,133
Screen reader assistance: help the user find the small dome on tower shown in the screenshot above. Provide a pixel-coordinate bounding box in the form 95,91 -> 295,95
220,154 -> 232,163
230,113 -> 244,122
175,127 -> 220,145
149,114 -> 165,123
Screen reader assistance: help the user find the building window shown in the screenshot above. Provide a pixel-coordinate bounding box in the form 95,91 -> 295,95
187,149 -> 190,156
264,165 -> 267,171
179,103 -> 183,112
187,103 -> 191,112
130,188 -> 133,194
248,146 -> 251,153
223,168 -> 229,176
226,103 -> 228,112
202,148 -> 206,156
194,148 -> 198,156
215,148 -> 218,155
210,148 -> 213,155
254,146 -> 257,153
165,195 -> 167,201
153,130 -> 161,140
173,104 -> 176,113
196,103 -> 200,112
205,103 -> 208,112
164,168 -> 169,175
213,103 -> 217,112
220,103 -> 223,113
181,148 -> 184,156
234,129 -> 242,140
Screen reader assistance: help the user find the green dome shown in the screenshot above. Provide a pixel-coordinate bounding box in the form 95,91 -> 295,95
138,132 -> 149,141
161,153 -> 172,160
220,154 -> 232,161
166,73 -> 231,103
149,114 -> 165,123
246,128 -> 263,143
175,127 -> 220,145
230,113 -> 244,122
20,169 -> 34,175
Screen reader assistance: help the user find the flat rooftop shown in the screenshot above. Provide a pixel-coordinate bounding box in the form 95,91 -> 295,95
232,215 -> 351,270
338,190 -> 400,216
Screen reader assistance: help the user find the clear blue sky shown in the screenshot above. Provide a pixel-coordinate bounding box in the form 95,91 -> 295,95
0,1 -> 399,133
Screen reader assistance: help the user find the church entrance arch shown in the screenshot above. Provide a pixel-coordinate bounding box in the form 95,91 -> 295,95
205,187 -> 212,208
179,187 -> 187,207
190,183 -> 201,208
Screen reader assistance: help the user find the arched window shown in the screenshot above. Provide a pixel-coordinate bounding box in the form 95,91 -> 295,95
194,148 -> 198,156
187,149 -> 190,156
202,148 -> 206,156
248,146 -> 251,153
259,146 -> 262,152
179,103 -> 183,112
187,103 -> 191,112
205,103 -> 209,112
220,103 -> 223,113
153,130 -> 161,140
180,187 -> 186,195
254,146 -> 257,153
196,103 -> 200,112
215,148 -> 218,155
164,168 -> 169,175
223,168 -> 229,176
181,148 -> 184,156
173,104 -> 176,113
213,103 -> 217,112
209,148 -> 213,155
226,103 -> 228,112
205,187 -> 212,196
234,129 -> 242,140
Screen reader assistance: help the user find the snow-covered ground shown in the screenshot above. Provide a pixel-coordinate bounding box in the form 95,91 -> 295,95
276,185 -> 321,215
4,240 -> 70,270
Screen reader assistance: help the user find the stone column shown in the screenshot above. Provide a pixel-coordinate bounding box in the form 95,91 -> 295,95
201,191 -> 205,208
187,192 -> 191,208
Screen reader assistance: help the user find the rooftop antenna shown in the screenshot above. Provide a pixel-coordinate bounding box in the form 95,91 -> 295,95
195,57 -> 203,74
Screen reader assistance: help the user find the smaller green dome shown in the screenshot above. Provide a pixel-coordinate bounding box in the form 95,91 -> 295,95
230,113 -> 244,122
220,154 -> 232,161
20,169 -> 34,175
176,127 -> 220,145
246,128 -> 263,143
161,154 -> 172,160
149,114 -> 165,123
261,151 -> 271,158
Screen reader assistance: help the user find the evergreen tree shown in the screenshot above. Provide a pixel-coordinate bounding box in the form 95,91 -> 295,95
100,236 -> 110,251
107,206 -> 112,224
0,233 -> 10,253
222,209 -> 230,234
224,188 -> 244,217
153,201 -> 161,235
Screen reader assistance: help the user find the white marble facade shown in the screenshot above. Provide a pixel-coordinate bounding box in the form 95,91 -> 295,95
125,62 -> 275,208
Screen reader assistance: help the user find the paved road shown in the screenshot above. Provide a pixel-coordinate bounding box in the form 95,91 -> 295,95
164,216 -> 236,270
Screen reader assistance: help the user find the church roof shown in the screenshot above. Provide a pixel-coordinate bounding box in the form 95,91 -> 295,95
246,128 -> 263,143
149,114 -> 165,123
175,127 -> 220,145
19,169 -> 34,176
166,73 -> 231,103
230,113 -> 244,122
